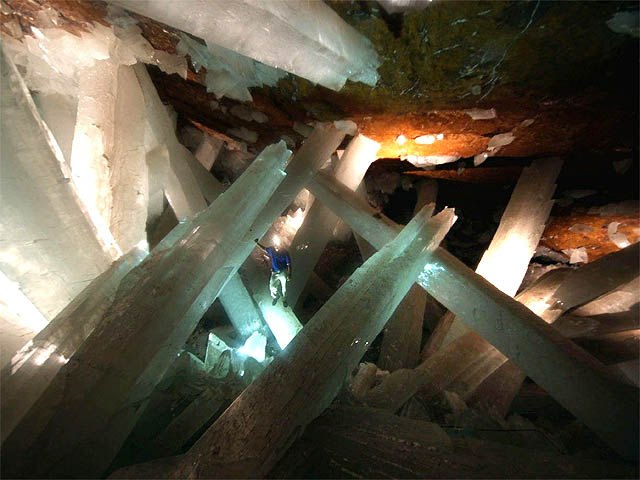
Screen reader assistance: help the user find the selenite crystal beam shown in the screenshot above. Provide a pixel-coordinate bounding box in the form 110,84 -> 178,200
379,180 -> 437,371
135,63 -> 261,339
1,142 -> 289,479
287,134 -> 379,307
0,47 -> 112,321
0,271 -> 48,368
434,157 -> 562,350
34,92 -> 77,164
469,243 -> 640,416
1,246 -> 147,443
110,0 -> 381,90
69,60 -> 118,243
225,121 -> 348,349
306,171 -> 639,460
108,65 -> 148,252
134,64 -> 207,220
228,123 -> 346,348
111,206 -> 455,479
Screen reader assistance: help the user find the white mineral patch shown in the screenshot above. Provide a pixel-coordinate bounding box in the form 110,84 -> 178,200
415,134 -> 436,145
334,120 -> 358,136
568,224 -> 594,233
565,189 -> 597,199
563,247 -> 589,264
396,134 -> 407,145
423,155 -> 461,165
520,118 -> 535,128
464,108 -> 497,120
474,152 -> 489,166
607,222 -> 631,248
589,200 -> 638,216
112,0 -> 380,90
488,132 -> 515,150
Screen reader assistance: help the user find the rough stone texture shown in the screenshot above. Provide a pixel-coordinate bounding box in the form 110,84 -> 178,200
269,406 -> 637,479
4,1 -> 635,162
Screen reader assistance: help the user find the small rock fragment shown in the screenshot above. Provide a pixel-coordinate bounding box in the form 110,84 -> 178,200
464,108 -> 497,120
333,120 -> 358,136
562,247 -> 588,264
607,222 -> 631,248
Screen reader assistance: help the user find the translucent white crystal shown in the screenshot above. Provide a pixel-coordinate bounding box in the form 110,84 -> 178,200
563,247 -> 589,264
488,132 -> 515,150
1,47 -> 112,321
464,108 -> 497,120
0,271 -> 48,369
287,135 -> 379,306
474,152 -> 489,166
134,64 -> 208,220
293,121 -> 313,137
333,120 -> 358,136
204,332 -> 232,373
1,142 -> 290,478
112,0 -> 380,90
108,65 -> 149,253
1,246 -> 146,442
33,93 -> 77,164
179,206 -> 454,478
607,222 -> 631,248
176,33 -> 286,102
307,171 -> 639,460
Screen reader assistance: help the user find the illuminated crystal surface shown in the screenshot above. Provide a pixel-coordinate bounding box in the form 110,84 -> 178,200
306,171 -> 638,460
378,180 -> 437,371
1,142 -> 289,478
111,0 -> 380,91
1,246 -> 147,443
0,47 -> 112,322
437,157 -> 563,348
115,205 -> 454,478
287,134 -> 380,307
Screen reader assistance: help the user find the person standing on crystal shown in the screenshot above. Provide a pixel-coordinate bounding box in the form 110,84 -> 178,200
254,238 -> 292,307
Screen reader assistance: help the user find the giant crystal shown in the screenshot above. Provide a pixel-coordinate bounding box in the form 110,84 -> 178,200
287,134 -> 380,307
110,205 -> 455,479
111,0 -> 381,91
435,157 -> 562,349
1,246 -> 147,443
306,171 -> 639,460
1,142 -> 290,478
0,46 -> 112,322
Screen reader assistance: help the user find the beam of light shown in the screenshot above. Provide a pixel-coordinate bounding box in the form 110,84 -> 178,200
262,303 -> 301,349
237,331 -> 267,362
273,234 -> 281,247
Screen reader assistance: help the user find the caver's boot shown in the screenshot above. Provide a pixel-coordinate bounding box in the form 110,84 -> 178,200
272,296 -> 278,306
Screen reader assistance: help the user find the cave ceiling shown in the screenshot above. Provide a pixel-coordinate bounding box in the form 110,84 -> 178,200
2,0 -> 639,262
2,0 -> 638,161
